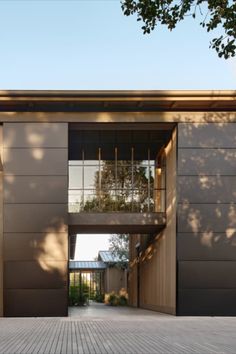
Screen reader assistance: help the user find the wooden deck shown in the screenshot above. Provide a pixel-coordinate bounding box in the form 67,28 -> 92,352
0,304 -> 235,353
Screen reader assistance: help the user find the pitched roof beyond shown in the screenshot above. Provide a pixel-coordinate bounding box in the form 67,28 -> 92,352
98,251 -> 120,263
69,260 -> 107,270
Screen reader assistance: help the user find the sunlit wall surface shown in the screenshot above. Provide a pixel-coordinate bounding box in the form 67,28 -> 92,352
69,130 -> 166,213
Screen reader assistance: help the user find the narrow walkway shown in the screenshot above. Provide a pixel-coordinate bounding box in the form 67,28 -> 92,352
0,303 -> 236,353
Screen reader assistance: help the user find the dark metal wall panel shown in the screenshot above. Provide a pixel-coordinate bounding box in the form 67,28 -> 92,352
178,149 -> 236,176
3,123 -> 68,148
3,149 -> 68,176
4,233 -> 68,261
178,176 -> 236,204
4,261 -> 67,289
4,289 -> 68,317
177,122 -> 236,316
178,203 -> 236,233
178,289 -> 236,316
4,176 -> 68,204
178,123 -> 236,148
177,233 -> 236,261
4,204 -> 68,233
3,123 -> 68,317
178,261 -> 236,289
0,127 -> 3,316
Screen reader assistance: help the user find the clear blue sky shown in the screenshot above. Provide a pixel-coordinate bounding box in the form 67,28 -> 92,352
0,0 -> 235,90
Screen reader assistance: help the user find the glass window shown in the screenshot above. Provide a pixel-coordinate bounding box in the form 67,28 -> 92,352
69,166 -> 83,189
68,130 -> 166,213
83,190 -> 100,212
84,166 -> 99,189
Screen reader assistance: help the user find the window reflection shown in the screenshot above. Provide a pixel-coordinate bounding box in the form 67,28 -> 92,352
69,144 -> 166,213
84,166 -> 99,189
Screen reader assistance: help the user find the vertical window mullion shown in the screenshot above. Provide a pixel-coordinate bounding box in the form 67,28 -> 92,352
115,147 -> 118,212
82,149 -> 84,211
148,148 -> 150,212
98,147 -> 101,211
131,147 -> 134,212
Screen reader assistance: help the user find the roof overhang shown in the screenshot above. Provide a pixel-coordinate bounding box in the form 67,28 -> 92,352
0,90 -> 236,112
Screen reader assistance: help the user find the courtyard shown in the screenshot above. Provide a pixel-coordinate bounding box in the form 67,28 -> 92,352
0,303 -> 236,354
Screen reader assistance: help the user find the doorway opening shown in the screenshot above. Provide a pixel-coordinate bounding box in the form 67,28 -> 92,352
69,234 -> 129,309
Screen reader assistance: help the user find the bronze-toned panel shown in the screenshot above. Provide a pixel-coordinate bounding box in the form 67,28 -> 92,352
4,176 -> 68,203
4,289 -> 68,317
178,289 -> 236,316
4,261 -> 67,289
0,126 -> 3,316
69,212 -> 166,234
4,204 -> 68,233
178,261 -> 236,289
178,203 -> 236,233
3,148 -> 67,175
178,123 -> 236,148
177,233 -> 236,261
178,176 -> 236,204
178,148 -> 236,176
4,233 -> 68,261
3,123 -> 68,148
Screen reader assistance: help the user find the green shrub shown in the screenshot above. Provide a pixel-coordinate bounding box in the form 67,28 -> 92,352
105,291 -> 119,306
118,288 -> 128,306
104,288 -> 128,306
69,286 -> 89,306
118,295 -> 128,306
95,293 -> 105,303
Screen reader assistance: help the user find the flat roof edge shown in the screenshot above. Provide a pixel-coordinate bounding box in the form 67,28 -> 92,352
0,90 -> 236,99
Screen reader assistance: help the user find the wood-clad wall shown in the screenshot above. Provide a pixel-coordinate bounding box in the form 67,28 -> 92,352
129,128 -> 177,314
105,267 -> 127,294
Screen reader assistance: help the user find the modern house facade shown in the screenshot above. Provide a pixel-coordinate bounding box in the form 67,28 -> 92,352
0,90 -> 236,317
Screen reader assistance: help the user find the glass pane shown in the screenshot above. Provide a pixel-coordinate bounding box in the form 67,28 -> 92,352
149,166 -> 155,189
83,190 -> 100,211
101,164 -> 115,190
69,160 -> 83,166
133,160 -> 149,166
116,189 -> 132,212
84,166 -> 99,189
68,190 -> 83,212
100,190 -> 117,211
116,160 -> 131,166
69,166 -> 83,189
117,166 -> 132,189
133,188 -> 149,212
74,272 -> 80,286
133,165 -> 149,189
69,272 -> 75,286
84,160 -> 99,166
100,160 -> 114,166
